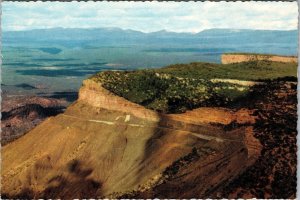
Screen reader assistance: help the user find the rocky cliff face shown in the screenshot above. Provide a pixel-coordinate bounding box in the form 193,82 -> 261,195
221,54 -> 297,64
78,79 -> 160,121
1,79 -> 264,199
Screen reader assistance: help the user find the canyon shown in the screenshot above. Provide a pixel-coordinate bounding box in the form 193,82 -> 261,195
1,95 -> 67,146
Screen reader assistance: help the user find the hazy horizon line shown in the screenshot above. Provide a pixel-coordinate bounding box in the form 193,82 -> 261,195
4,27 -> 298,34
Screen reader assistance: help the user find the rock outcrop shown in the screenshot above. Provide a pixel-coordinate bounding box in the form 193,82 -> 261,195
78,79 -> 160,121
1,79 -> 263,199
221,54 -> 297,64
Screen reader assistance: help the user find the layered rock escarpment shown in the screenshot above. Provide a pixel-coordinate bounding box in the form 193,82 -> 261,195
78,79 -> 160,121
2,79 -> 263,199
221,54 -> 297,64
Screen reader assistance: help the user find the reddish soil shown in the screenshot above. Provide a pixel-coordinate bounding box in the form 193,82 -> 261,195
1,96 -> 67,145
216,80 -> 297,199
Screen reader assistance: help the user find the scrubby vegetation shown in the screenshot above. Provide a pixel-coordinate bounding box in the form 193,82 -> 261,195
91,71 -> 250,113
155,60 -> 296,80
91,60 -> 296,113
218,79 -> 297,198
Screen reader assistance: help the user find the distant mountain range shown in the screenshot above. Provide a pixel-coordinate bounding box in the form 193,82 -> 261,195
3,28 -> 298,50
3,28 -> 297,56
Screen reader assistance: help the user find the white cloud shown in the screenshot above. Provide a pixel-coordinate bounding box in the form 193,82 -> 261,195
2,1 -> 298,32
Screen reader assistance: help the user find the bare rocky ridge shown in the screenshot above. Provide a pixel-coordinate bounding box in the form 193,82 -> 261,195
221,54 -> 297,64
2,79 -> 265,199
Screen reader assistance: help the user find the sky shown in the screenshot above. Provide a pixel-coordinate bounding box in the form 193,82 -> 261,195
2,1 -> 298,33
